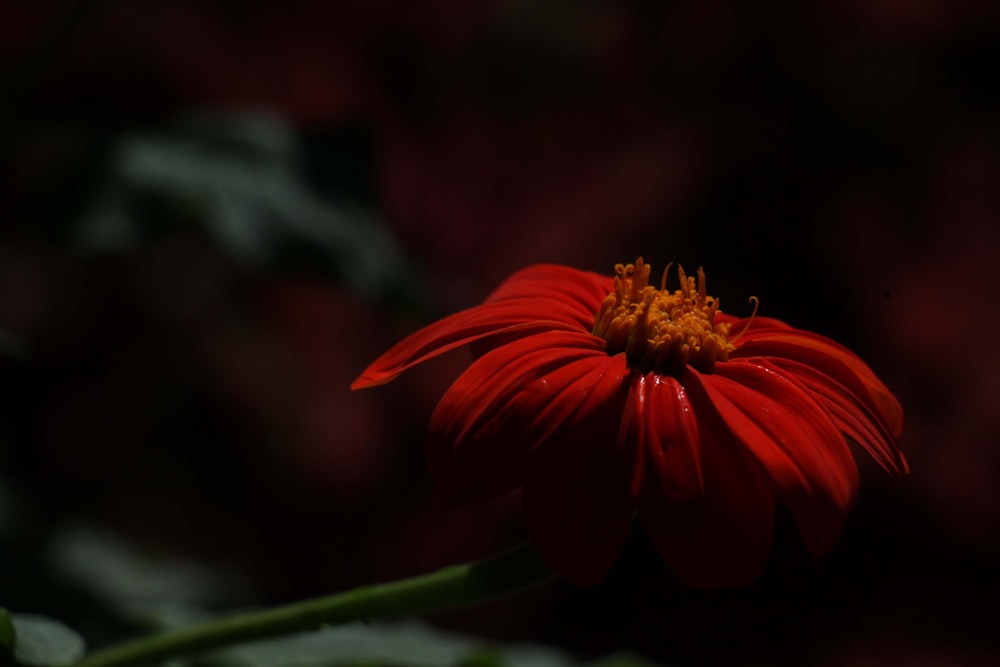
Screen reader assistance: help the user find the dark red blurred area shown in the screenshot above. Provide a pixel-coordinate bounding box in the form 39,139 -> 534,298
1,1 -> 999,665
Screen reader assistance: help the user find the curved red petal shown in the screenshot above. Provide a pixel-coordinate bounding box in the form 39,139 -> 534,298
731,329 -> 903,439
428,331 -> 626,504
351,300 -> 591,389
639,394 -> 775,590
688,363 -> 859,557
484,264 -> 613,314
765,358 -> 908,476
624,373 -> 702,499
520,350 -> 634,587
464,264 -> 613,360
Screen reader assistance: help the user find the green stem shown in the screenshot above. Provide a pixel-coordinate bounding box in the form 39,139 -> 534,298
74,542 -> 553,667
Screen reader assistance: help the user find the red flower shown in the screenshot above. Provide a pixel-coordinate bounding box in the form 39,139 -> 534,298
353,259 -> 907,589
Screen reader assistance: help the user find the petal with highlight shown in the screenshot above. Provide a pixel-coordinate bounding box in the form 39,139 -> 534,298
352,300 -> 591,389
428,331 -> 627,504
688,363 -> 859,557
639,396 -> 775,590
520,351 -> 634,587
484,264 -> 613,315
623,373 -> 702,499
766,358 -> 908,475
467,265 -> 613,359
731,330 -> 903,439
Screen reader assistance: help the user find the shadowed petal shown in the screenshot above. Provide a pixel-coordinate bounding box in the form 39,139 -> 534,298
639,396 -> 774,590
428,331 -> 627,504
731,329 -> 903,439
352,300 -> 591,389
520,351 -> 634,587
765,358 -> 908,475
624,373 -> 702,499
688,363 -> 859,557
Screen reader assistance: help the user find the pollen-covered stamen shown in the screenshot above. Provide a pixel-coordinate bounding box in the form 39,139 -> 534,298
592,258 -> 737,375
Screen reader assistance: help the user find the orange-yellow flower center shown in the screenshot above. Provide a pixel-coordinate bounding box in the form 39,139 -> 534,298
592,258 -> 735,375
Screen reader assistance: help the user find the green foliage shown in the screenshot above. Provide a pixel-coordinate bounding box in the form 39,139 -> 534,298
0,610 -> 86,667
74,112 -> 420,305
46,525 -> 250,627
187,621 -> 661,667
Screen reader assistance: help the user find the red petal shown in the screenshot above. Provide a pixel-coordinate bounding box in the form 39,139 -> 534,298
351,300 -> 589,389
428,331 -> 627,504
484,264 -> 612,315
765,358 -> 908,475
519,348 -> 634,587
731,329 -> 903,439
466,265 -> 613,359
639,395 -> 775,590
687,363 -> 859,557
624,373 -> 703,499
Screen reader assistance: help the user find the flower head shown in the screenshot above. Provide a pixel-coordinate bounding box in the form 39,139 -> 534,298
353,259 -> 906,589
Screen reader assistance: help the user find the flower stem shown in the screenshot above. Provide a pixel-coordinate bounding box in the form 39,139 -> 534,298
74,542 -> 553,667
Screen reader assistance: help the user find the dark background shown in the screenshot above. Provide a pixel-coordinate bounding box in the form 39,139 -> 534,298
1,1 -> 998,665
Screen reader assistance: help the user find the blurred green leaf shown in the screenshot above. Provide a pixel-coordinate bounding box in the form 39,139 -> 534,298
189,620 -> 664,667
74,112 -> 419,304
46,524 -> 251,626
3,613 -> 86,667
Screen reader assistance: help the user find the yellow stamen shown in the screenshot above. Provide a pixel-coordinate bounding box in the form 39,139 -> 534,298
592,258 -> 740,375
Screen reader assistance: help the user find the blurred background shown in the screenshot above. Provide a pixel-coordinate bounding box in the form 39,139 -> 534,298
1,1 -> 998,665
